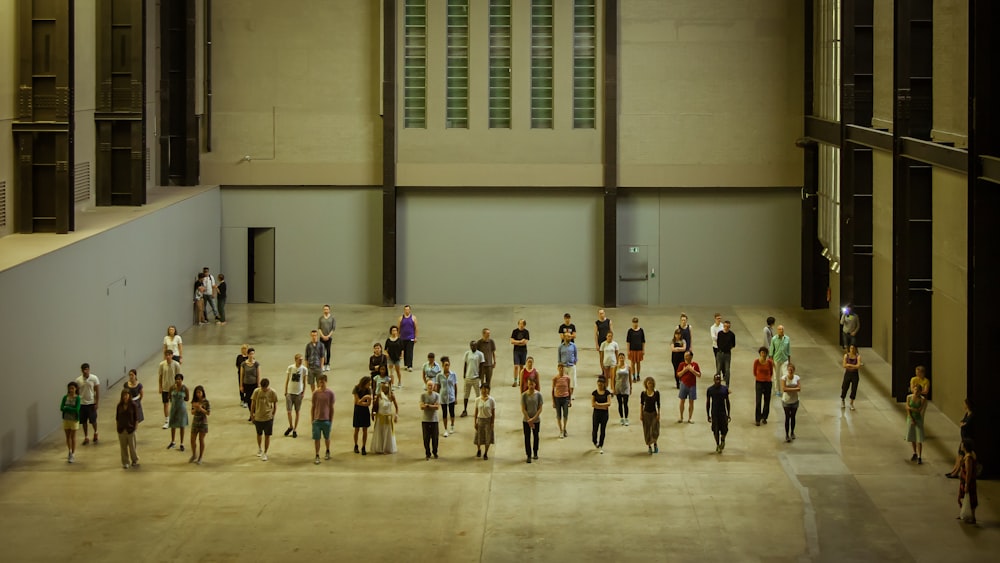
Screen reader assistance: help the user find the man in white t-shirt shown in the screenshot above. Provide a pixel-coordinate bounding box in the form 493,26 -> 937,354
75,363 -> 101,445
202,267 -> 220,322
710,313 -> 723,371
284,354 -> 308,438
461,341 -> 485,418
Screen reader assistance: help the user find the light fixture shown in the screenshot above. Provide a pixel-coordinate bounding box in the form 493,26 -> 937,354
821,248 -> 830,259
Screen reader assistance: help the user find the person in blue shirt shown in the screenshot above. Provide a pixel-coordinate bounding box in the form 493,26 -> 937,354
557,332 -> 578,398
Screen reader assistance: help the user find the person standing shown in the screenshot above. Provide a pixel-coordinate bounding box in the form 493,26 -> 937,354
840,345 -> 863,410
706,374 -> 731,454
125,369 -> 144,425
558,313 -> 576,341
236,344 -> 249,407
639,377 -> 661,454
167,373 -> 189,451
368,343 -> 388,378
519,357 -> 540,395
60,382 -> 81,463
351,376 -> 373,455
475,328 -> 497,388
251,378 -> 278,461
284,354 -> 307,437
163,325 -> 184,364
769,325 -> 791,397
904,380 -> 927,464
626,317 -> 645,382
780,364 -> 802,444
521,378 -> 543,463
840,305 -> 860,349
304,330 -> 326,394
420,380 -> 441,460
461,341 -> 485,417
215,274 -> 227,324
599,332 -> 620,381
317,305 -> 336,371
201,267 -> 220,322
397,305 -> 418,372
716,320 -> 736,387
957,439 -> 978,524
753,347 -> 774,426
677,314 -> 693,353
76,363 -> 101,445
158,351 -> 181,429
370,380 -> 398,454
612,352 -> 631,426
670,329 -> 687,389
115,389 -> 139,469
552,363 -> 572,438
710,313 -> 723,368
591,376 -> 612,454
473,384 -> 496,460
194,273 -> 207,324
910,366 -> 930,397
421,352 -> 442,386
510,319 -> 530,387
595,309 -> 613,372
676,351 -> 701,424
436,357 -> 458,437
189,385 -> 209,464
240,348 -> 261,422
384,326 -> 405,389
557,332 -> 579,397
763,316 -> 776,349
947,399 -> 975,479
311,374 -> 336,463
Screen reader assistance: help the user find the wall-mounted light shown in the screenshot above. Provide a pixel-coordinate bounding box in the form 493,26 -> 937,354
821,248 -> 830,259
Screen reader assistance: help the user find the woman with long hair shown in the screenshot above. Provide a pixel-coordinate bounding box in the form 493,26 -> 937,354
60,381 -> 81,463
612,352 -> 631,426
840,344 -> 863,410
125,369 -> 144,425
905,380 -> 927,464
639,377 -> 660,454
163,325 -> 183,364
958,439 -> 978,524
189,385 -> 210,464
116,389 -> 139,469
670,329 -> 687,389
352,376 -> 373,455
370,380 -> 398,454
780,363 -> 802,444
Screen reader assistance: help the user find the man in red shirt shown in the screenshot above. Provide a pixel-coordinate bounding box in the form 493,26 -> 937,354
676,350 -> 702,423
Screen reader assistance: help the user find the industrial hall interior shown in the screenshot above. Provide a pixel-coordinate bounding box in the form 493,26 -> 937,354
1,0 -> 999,562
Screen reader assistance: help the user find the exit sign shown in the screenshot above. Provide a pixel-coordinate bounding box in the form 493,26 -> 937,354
629,247 -> 639,253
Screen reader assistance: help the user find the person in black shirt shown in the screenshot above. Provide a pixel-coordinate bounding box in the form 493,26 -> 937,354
216,274 -> 227,324
558,313 -> 576,342
946,398 -> 975,478
626,317 -> 645,382
594,310 -> 612,372
716,320 -> 736,387
706,374 -> 731,453
510,320 -> 530,387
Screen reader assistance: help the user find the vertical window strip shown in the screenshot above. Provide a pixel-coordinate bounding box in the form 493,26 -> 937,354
530,0 -> 553,129
446,0 -> 469,128
572,0 -> 596,129
816,0 -> 841,263
488,0 -> 512,128
404,0 -> 427,128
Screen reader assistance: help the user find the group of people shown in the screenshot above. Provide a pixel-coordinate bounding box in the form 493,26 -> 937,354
55,303 -> 980,524
193,266 -> 227,325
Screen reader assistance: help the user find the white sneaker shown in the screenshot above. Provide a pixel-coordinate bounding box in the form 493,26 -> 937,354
600,448 -> 604,455
261,453 -> 268,461
256,449 -> 262,457
625,419 -> 630,426
620,418 -> 625,425
162,421 -> 169,429
450,426 -> 455,434
443,430 -> 449,437
68,452 -> 74,463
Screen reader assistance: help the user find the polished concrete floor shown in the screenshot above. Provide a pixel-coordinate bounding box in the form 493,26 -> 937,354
2,304 -> 996,562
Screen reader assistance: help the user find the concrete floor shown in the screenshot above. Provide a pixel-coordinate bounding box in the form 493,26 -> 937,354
2,304 -> 996,562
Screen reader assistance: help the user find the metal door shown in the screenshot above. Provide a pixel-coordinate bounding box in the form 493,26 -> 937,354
618,245 -> 648,306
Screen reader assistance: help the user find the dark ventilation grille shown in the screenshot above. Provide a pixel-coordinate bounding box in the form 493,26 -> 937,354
74,161 -> 91,203
0,180 -> 7,228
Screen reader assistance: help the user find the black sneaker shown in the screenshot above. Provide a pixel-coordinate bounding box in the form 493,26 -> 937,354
911,454 -> 918,461
292,431 -> 297,438
284,428 -> 293,436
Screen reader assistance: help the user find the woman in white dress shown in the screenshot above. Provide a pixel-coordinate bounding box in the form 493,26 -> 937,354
370,381 -> 398,454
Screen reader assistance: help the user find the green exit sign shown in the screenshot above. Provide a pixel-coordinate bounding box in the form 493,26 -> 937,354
629,247 -> 639,253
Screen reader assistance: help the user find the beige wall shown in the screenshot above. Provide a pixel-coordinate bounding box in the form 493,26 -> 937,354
930,169 -> 967,420
871,151 -> 893,361
871,0 -> 893,130
619,0 -> 803,187
203,0 -> 382,185
931,0 -> 967,146
397,0 -> 602,186
0,0 -> 14,237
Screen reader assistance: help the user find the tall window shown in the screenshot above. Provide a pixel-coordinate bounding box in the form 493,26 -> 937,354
572,0 -> 596,129
403,0 -> 427,128
488,0 -> 512,128
530,0 -> 554,129
816,0 -> 841,263
446,0 -> 469,128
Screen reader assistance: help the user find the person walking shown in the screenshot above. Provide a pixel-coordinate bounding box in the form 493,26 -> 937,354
384,326 -> 405,389
753,347 -> 774,426
422,352 -> 442,386
397,305 -> 419,372
474,384 -> 496,461
947,398 -> 975,479
676,351 -> 701,424
594,309 -> 613,373
905,380 -> 927,464
599,332 -> 620,381
216,274 -> 227,324
669,329 -> 687,389
957,439 -> 978,524
763,316 -> 776,349
311,374 -> 336,463
552,363 -> 573,438
239,348 -> 261,422
351,376 -> 373,456
769,325 -> 791,397
419,380 -> 441,460
125,369 -> 144,426
305,331 -> 325,394
475,329 -> 497,388
557,332 -> 579,397
158,351 -> 181,429
318,305 -> 336,371
780,363 -> 801,443
510,319 -> 530,388
284,354 -> 307,437
436,357 -> 458,437
368,343 -> 388,379
639,377 -> 661,454
840,305 -> 860,349
840,344 -> 863,410
612,352 -> 631,426
236,344 -> 249,407
60,382 -> 81,463
706,374 -> 731,453
167,374 -> 189,451
626,317 -> 645,382
76,363 -> 101,445
250,378 -> 278,461
189,385 -> 209,464
520,378 -> 543,463
519,356 -> 539,395
716,320 -> 735,387
591,376 -> 612,454
461,341 -> 485,417
115,389 -> 139,469
163,325 -> 184,364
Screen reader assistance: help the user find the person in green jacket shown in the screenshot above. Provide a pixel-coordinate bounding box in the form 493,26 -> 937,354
60,381 -> 82,463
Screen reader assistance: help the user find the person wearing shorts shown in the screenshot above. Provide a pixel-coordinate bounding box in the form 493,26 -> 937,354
76,363 -> 101,445
305,330 -> 325,393
250,378 -> 278,461
676,351 -> 702,423
311,374 -> 335,464
284,354 -> 307,438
